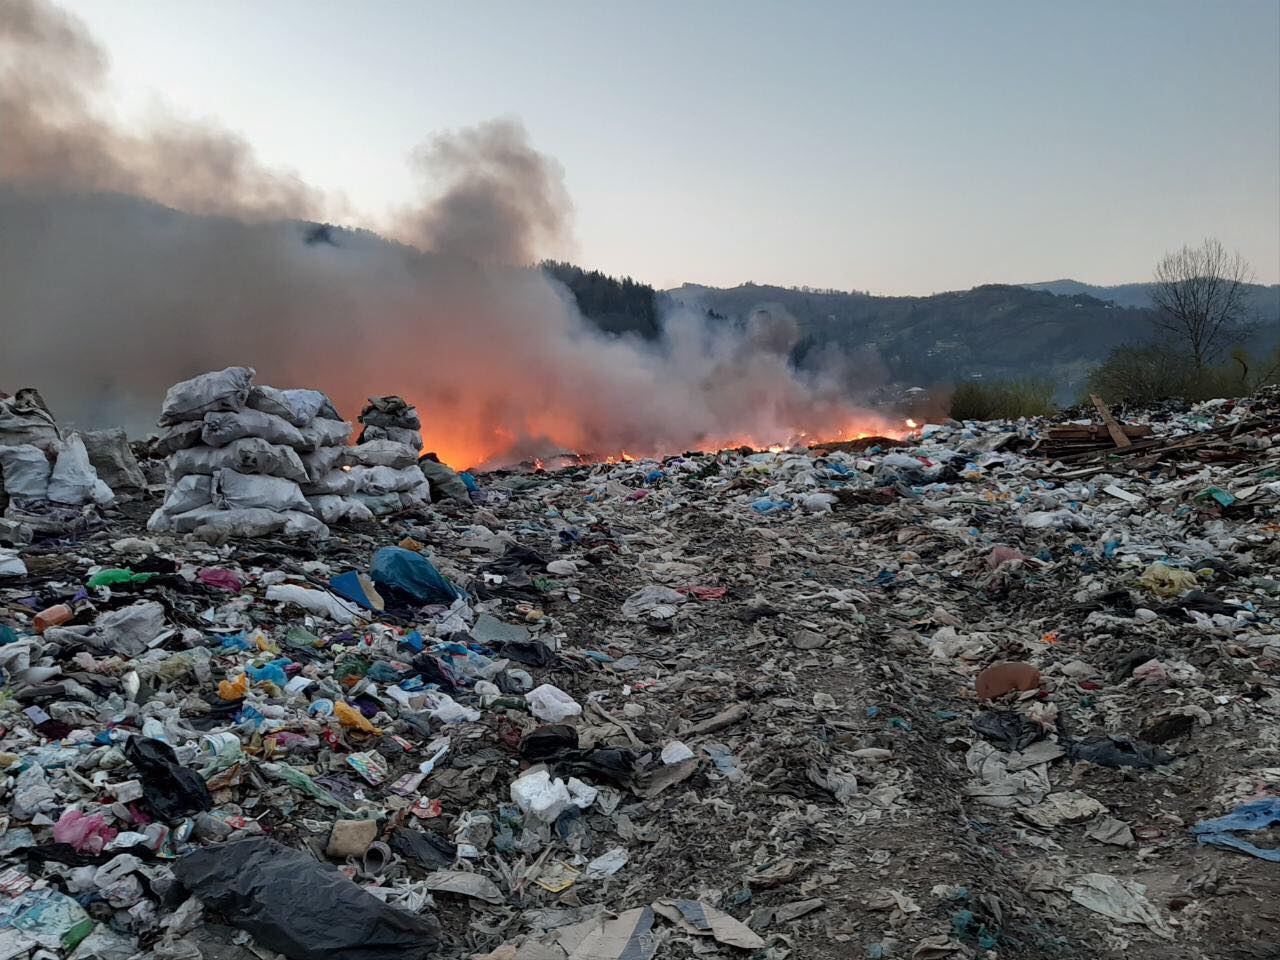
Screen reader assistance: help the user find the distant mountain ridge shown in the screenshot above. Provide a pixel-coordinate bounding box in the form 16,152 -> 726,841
1022,278 -> 1280,314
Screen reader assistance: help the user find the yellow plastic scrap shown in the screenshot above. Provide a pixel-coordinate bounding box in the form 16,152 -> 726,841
335,701 -> 382,736
1138,561 -> 1198,598
218,673 -> 248,701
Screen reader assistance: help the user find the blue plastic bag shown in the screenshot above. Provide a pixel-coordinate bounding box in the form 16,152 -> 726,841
370,547 -> 463,605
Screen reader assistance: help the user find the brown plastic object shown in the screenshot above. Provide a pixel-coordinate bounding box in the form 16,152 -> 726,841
976,661 -> 1041,700
34,604 -> 73,634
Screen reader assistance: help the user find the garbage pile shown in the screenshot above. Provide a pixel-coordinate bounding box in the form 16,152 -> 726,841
0,388 -> 1277,959
0,390 -> 141,555
147,368 -> 352,541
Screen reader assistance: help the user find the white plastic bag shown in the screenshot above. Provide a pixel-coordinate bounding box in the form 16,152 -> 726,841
159,367 -> 254,425
211,470 -> 311,514
526,683 -> 582,722
265,584 -> 358,624
96,601 -> 166,656
0,444 -> 51,499
510,768 -> 572,823
0,549 -> 27,577
47,434 -> 102,505
201,410 -> 305,449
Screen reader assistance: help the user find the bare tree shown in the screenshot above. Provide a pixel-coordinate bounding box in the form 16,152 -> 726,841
1150,238 -> 1255,370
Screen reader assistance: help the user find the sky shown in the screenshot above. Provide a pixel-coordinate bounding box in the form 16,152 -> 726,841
60,0 -> 1280,294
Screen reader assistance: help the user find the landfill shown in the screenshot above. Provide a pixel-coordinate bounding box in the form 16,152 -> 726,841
0,380 -> 1278,960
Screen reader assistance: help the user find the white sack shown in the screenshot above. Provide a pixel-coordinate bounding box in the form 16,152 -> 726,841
211,470 -> 311,514
201,410 -> 305,449
159,366 -> 254,426
350,440 -> 419,469
296,418 -> 352,452
0,445 -> 51,499
171,438 -> 308,483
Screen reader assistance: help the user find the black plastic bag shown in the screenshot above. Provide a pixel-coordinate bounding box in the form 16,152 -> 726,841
1067,736 -> 1172,769
389,829 -> 457,870
173,838 -> 440,960
494,638 -> 558,667
125,736 -> 213,821
971,710 -> 1045,751
520,724 -> 579,762
557,747 -> 636,786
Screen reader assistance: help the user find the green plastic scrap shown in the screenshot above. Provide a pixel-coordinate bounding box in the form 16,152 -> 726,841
87,568 -> 156,588
1195,486 -> 1236,508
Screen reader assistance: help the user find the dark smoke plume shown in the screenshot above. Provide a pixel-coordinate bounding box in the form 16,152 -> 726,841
0,0 -> 892,468
400,118 -> 574,265
0,0 -> 324,220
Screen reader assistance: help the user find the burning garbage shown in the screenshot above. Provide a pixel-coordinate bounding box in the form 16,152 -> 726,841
0,383 -> 1276,959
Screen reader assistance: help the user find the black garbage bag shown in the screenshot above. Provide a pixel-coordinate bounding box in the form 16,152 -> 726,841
124,736 -> 213,821
494,638 -> 558,667
173,838 -> 440,960
1067,735 -> 1172,769
520,724 -> 579,762
389,829 -> 457,870
971,710 -> 1045,752
557,747 -> 636,786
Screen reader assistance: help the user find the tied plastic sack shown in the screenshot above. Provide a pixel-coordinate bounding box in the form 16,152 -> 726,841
354,492 -> 403,516
201,409 -> 305,449
349,440 -> 419,469
171,438 -> 308,483
0,444 -> 51,499
172,838 -> 440,960
304,468 -> 359,497
297,417 -> 353,452
419,458 -> 472,505
526,683 -> 583,722
307,495 -> 375,525
124,736 -> 213,821
47,434 -> 113,506
360,424 -> 422,448
352,464 -> 424,496
81,428 -> 146,497
158,474 -> 213,516
0,390 -> 61,448
152,420 -> 205,455
159,366 -> 254,425
370,546 -> 462,604
246,385 -> 326,427
211,470 -> 311,514
301,446 -> 353,483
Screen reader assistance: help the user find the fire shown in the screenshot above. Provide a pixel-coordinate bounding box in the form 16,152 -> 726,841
905,418 -> 919,429
412,407 -> 905,473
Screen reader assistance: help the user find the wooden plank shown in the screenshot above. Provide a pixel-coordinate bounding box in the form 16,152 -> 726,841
1090,394 -> 1132,448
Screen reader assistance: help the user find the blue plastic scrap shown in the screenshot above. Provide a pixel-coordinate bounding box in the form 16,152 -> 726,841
1190,798 -> 1280,861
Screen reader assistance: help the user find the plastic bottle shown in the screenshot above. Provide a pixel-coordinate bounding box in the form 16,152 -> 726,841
34,604 -> 73,633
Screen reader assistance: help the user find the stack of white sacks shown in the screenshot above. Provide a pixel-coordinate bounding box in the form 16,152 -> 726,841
346,395 -> 432,517
0,390 -> 117,512
147,367 -> 352,539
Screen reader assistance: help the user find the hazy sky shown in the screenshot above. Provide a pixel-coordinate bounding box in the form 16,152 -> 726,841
61,0 -> 1280,294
